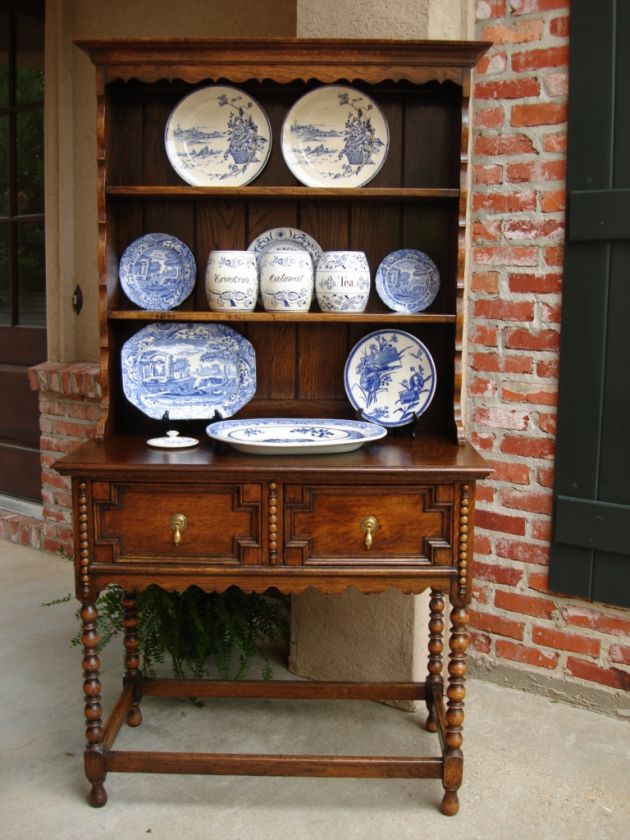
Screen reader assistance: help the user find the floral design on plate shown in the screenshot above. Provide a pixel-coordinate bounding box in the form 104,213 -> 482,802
121,322 -> 256,420
206,417 -> 387,455
344,329 -> 437,427
119,233 -> 196,311
281,85 -> 389,188
375,249 -> 440,313
165,85 -> 271,186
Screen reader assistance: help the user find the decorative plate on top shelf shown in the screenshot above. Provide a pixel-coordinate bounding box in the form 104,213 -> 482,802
119,233 -> 196,310
281,85 -> 389,188
375,249 -> 441,314
247,227 -> 323,266
164,85 -> 272,187
344,329 -> 437,428
121,322 -> 256,420
206,417 -> 387,455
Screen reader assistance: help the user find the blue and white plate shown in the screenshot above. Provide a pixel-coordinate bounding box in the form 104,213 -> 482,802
119,233 -> 196,310
121,322 -> 256,420
375,249 -> 440,314
165,85 -> 272,187
207,417 -> 387,455
344,330 -> 437,427
281,85 -> 389,188
247,227 -> 323,266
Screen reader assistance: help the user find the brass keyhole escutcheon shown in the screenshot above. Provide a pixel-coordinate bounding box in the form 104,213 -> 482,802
360,515 -> 379,550
169,513 -> 188,546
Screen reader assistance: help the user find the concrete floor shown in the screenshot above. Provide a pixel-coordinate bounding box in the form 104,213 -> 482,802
1,542 -> 629,840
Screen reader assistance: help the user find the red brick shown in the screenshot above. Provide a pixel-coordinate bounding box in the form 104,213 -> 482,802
536,358 -> 560,378
496,537 -> 550,566
510,0 -> 569,13
470,608 -> 525,640
566,657 -> 630,690
505,328 -> 560,352
543,71 -> 569,97
533,626 -> 600,656
475,50 -> 508,76
474,299 -> 534,321
475,106 -> 506,129
475,509 -> 527,536
470,629 -> 492,653
472,191 -> 536,213
474,246 -> 539,267
470,324 -> 498,346
475,534 -> 493,556
471,431 -> 496,451
471,271 -> 500,293
474,134 -> 536,157
540,190 -> 566,213
476,0 -> 507,19
501,435 -> 555,459
486,459 -> 530,485
506,160 -> 566,183
549,15 -> 569,37
475,77 -> 540,100
528,570 -> 550,593
544,245 -> 564,266
471,352 -> 501,372
473,219 -> 502,242
543,131 -> 566,152
473,406 -> 530,430
482,19 -> 544,44
503,219 -> 564,242
560,607 -> 630,637
532,519 -> 552,541
476,485 -> 496,504
469,377 -> 498,398
537,412 -> 557,435
537,467 -> 555,488
511,45 -> 569,73
503,355 -> 534,374
541,301 -> 562,324
495,590 -> 555,618
609,645 -> 630,666
500,488 -> 553,515
473,165 -> 503,186
496,639 -> 558,669
512,102 -> 567,127
502,383 -> 558,406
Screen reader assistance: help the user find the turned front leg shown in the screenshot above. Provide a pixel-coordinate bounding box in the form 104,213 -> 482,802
122,591 -> 143,727
441,605 -> 469,817
81,601 -> 107,807
425,588 -> 445,733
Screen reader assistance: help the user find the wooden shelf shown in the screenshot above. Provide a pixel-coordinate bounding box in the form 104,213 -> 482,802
108,310 -> 457,324
106,185 -> 460,201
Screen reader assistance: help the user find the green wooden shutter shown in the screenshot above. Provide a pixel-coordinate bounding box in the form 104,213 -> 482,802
549,0 -> 630,608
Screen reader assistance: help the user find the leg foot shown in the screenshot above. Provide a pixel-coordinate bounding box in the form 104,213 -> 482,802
425,708 -> 437,732
440,789 -> 459,816
127,706 -> 143,727
88,782 -> 108,808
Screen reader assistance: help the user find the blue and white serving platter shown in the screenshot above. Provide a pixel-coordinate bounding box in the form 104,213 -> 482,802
281,85 -> 389,188
206,418 -> 387,455
121,322 -> 256,420
375,249 -> 440,314
344,329 -> 437,427
119,233 -> 196,310
247,227 -> 323,266
165,85 -> 271,187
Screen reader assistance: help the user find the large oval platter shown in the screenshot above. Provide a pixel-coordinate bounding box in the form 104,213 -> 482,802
121,323 -> 256,420
207,417 -> 387,455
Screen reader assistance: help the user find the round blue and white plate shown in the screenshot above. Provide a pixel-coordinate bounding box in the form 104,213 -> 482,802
207,417 -> 387,455
281,85 -> 389,188
121,322 -> 256,420
375,249 -> 440,313
344,329 -> 437,427
119,233 -> 196,310
247,227 -> 323,266
165,85 -> 271,187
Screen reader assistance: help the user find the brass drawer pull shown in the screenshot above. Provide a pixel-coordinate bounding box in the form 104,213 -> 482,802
360,515 -> 379,550
169,513 -> 187,545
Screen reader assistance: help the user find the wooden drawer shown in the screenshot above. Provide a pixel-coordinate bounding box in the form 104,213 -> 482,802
92,482 -> 263,565
283,484 -> 454,566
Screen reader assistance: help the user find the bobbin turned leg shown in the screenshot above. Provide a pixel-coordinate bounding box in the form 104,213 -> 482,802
122,591 -> 143,727
81,601 -> 107,807
425,588 -> 445,733
440,605 -> 469,816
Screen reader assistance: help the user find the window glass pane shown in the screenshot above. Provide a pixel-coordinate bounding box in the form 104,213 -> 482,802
0,11 -> 8,109
0,223 -> 9,325
17,222 -> 45,326
16,10 -> 44,104
17,108 -> 43,214
0,115 -> 8,216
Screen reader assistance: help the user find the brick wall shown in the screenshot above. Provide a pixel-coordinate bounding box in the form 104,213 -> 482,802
470,0 -> 630,704
22,362 -> 102,555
